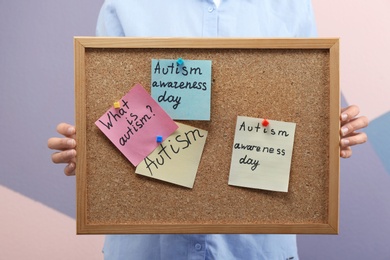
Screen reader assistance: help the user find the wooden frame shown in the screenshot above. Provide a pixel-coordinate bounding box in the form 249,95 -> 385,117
75,37 -> 340,234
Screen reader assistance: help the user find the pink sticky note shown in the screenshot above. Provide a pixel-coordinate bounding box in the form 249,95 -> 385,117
95,84 -> 178,166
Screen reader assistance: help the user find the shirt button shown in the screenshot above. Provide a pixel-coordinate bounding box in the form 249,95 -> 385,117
195,243 -> 202,250
208,6 -> 214,12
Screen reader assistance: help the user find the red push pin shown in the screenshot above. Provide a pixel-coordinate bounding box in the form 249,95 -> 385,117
262,118 -> 269,127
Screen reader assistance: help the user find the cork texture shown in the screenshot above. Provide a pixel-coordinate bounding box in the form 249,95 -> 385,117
82,47 -> 331,227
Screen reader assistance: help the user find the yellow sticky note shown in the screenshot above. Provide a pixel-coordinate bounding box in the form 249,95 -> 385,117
136,122 -> 208,188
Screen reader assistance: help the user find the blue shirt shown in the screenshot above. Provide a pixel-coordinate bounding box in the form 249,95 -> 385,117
97,1 -> 317,259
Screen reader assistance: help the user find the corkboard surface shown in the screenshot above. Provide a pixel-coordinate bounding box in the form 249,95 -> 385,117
75,38 -> 340,234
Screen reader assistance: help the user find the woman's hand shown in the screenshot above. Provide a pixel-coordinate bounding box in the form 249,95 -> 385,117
48,123 -> 77,176
339,105 -> 369,158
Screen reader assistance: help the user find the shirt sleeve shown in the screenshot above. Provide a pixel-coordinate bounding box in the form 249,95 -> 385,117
96,0 -> 125,36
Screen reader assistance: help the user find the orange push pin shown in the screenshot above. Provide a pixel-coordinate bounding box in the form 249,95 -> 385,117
262,118 -> 269,127
114,101 -> 120,109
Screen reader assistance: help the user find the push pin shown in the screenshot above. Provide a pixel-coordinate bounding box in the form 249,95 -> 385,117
176,58 -> 184,66
156,135 -> 163,143
113,101 -> 121,109
262,118 -> 269,127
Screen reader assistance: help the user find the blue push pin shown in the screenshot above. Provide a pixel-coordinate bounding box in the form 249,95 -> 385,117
156,135 -> 163,143
176,58 -> 184,66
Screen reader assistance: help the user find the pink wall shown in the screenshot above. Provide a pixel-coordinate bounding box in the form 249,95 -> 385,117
1,186 -> 104,260
312,0 -> 390,121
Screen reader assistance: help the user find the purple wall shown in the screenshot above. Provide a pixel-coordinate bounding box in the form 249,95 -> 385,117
0,0 -> 101,217
1,1 -> 389,259
298,97 -> 390,259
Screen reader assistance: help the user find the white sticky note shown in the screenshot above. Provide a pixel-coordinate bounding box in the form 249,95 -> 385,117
228,116 -> 296,192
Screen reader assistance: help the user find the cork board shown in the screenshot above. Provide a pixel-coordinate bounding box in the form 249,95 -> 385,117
75,37 -> 340,234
